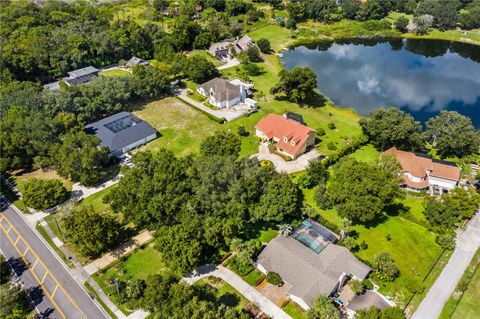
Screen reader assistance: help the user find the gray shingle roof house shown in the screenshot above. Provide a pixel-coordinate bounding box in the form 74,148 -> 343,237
197,77 -> 247,108
85,112 -> 157,157
64,66 -> 100,86
126,56 -> 150,68
256,220 -> 371,310
208,35 -> 254,60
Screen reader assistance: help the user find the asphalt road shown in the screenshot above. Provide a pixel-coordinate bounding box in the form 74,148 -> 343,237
412,211 -> 480,319
0,203 -> 108,319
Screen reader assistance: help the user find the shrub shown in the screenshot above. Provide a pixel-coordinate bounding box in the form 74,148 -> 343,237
395,16 -> 409,33
349,279 -> 364,295
436,234 -> 455,250
317,127 -> 326,136
327,142 -> 337,151
328,122 -> 336,130
22,179 -> 69,210
227,256 -> 254,276
297,174 -> 314,189
260,160 -> 273,168
372,252 -> 399,282
256,38 -> 271,53
363,279 -> 373,290
266,272 -> 284,286
237,125 -> 249,137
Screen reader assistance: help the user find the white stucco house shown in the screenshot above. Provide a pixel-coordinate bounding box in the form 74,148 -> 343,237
385,147 -> 461,194
197,77 -> 248,108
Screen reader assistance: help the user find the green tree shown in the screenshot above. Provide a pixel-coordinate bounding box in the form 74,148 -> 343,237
0,283 -> 32,318
200,131 -> 241,157
271,66 -> 318,104
256,38 -> 271,53
341,0 -> 360,19
306,158 -> 329,185
277,223 -> 293,236
61,205 -> 122,258
153,0 -> 168,13
425,111 -> 480,158
359,108 -> 424,151
186,55 -> 220,83
328,158 -> 404,223
412,14 -> 434,35
155,223 -> 204,274
372,252 -> 399,282
0,255 -> 11,284
395,16 -> 409,33
307,295 -> 340,319
244,46 -> 263,63
416,0 -> 461,30
22,179 -> 69,210
51,130 -> 110,186
132,64 -> 172,97
255,174 -> 300,222
459,7 -> 480,29
349,279 -> 365,295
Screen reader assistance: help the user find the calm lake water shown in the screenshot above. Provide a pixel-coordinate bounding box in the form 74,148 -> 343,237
282,39 -> 480,127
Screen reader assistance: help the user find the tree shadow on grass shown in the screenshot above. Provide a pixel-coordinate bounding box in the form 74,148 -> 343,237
218,292 -> 241,308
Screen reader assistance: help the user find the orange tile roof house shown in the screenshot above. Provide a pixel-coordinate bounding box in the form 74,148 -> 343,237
255,114 -> 316,159
385,147 -> 461,194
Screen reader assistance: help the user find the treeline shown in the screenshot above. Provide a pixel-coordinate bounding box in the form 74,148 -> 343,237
0,66 -> 172,179
283,0 -> 480,31
0,0 -> 257,83
105,132 -> 301,274
360,108 -> 480,158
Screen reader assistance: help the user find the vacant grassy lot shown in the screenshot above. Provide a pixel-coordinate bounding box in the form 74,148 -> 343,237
195,276 -> 248,312
13,169 -> 73,192
94,245 -> 167,314
100,69 -> 132,77
248,24 -> 293,52
347,144 -> 379,163
189,50 -> 223,67
133,97 -> 220,156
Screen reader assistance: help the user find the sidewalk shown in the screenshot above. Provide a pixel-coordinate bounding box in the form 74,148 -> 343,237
84,230 -> 153,275
72,173 -> 123,201
184,264 -> 293,319
412,212 -> 480,319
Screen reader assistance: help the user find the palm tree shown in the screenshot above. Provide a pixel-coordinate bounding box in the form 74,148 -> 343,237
277,223 -> 292,236
307,295 -> 340,319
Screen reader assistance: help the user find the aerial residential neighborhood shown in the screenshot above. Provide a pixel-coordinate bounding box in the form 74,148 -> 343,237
1,1 -> 480,319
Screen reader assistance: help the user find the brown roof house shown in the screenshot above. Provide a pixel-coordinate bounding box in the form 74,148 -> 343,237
197,77 -> 248,108
255,114 -> 316,159
256,220 -> 371,311
385,147 -> 460,194
208,35 -> 254,60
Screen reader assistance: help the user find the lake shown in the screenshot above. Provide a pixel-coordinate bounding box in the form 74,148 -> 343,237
282,39 -> 480,127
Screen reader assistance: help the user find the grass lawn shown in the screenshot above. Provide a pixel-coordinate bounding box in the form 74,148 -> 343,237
283,301 -> 307,319
248,24 -> 293,52
77,186 -> 114,214
242,269 -> 264,286
13,169 -> 73,192
347,144 -> 379,163
189,50 -> 223,67
195,276 -> 249,312
133,97 -> 220,156
93,245 -> 167,314
354,216 -> 442,304
258,228 -> 278,244
100,69 -> 132,77
400,195 -> 428,225
35,222 -> 74,268
440,249 -> 480,319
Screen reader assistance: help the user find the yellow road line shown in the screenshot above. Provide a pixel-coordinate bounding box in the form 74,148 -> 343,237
0,222 -> 67,319
0,214 -> 88,319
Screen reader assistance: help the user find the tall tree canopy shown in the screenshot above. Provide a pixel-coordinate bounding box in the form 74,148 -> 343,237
22,179 -> 69,210
271,66 -> 318,104
200,131 -> 241,157
328,158 -> 404,223
425,111 -> 480,158
359,108 -> 424,151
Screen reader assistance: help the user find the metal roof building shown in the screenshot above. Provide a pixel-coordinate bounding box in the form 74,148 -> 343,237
85,112 -> 157,157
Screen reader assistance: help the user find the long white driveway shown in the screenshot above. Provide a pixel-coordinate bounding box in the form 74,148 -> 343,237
183,264 -> 293,319
412,211 -> 480,319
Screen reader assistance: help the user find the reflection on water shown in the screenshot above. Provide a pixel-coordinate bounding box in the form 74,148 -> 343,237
282,39 -> 480,127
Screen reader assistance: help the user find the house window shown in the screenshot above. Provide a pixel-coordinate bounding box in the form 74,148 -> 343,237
284,138 -> 288,142
291,141 -> 295,146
